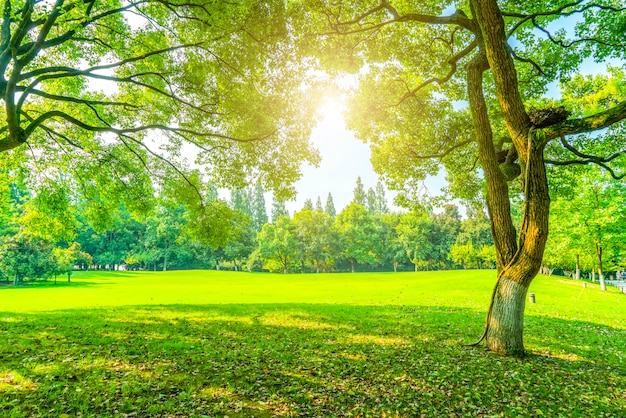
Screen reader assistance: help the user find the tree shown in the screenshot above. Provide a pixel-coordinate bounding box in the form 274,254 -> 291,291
547,166 -> 626,288
325,192 -> 337,218
335,203 -> 378,272
53,242 -> 92,283
250,181 -> 268,232
303,198 -> 314,211
352,176 -> 366,206
366,187 -> 377,212
376,212 -> 408,272
0,233 -> 56,285
271,197 -> 289,223
0,0 -> 320,243
375,182 -> 390,214
293,207 -> 338,272
256,216 -> 299,274
315,196 -> 324,211
396,211 -> 434,271
308,0 -> 626,355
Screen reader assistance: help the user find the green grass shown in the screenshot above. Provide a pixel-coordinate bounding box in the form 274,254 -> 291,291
1,270 -> 625,417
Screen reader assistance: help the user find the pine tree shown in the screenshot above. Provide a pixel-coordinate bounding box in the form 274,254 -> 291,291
375,182 -> 389,214
366,188 -> 377,212
315,196 -> 323,211
303,198 -> 314,211
251,180 -> 268,231
271,197 -> 289,223
325,193 -> 336,218
352,176 -> 366,206
230,188 -> 252,218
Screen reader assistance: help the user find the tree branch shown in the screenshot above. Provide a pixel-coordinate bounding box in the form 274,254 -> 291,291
545,101 -> 626,140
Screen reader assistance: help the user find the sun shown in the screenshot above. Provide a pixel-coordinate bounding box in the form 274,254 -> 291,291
317,96 -> 346,124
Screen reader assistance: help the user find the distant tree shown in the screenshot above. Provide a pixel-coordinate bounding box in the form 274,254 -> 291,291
293,208 -> 338,272
222,213 -> 256,271
336,203 -> 377,272
366,188 -> 377,213
251,181 -> 269,232
53,243 -> 92,283
457,207 -> 493,248
303,199 -> 314,211
0,234 -> 56,285
396,212 -> 434,271
352,177 -> 367,207
431,205 -> 462,268
271,198 -> 289,224
256,216 -> 299,274
325,193 -> 337,218
375,182 -> 390,214
547,167 -> 626,289
376,213 -> 409,272
450,241 -> 478,269
315,196 -> 324,211
231,189 -> 253,219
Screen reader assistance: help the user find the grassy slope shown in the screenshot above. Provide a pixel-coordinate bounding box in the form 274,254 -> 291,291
1,270 -> 625,417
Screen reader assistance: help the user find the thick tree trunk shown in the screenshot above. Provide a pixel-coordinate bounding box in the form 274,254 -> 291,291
485,275 -> 528,355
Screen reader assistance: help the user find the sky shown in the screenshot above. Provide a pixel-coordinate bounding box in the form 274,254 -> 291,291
284,100 -> 390,214
281,99 -> 447,215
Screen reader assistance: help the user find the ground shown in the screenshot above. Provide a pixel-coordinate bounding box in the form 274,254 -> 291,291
1,270 -> 625,417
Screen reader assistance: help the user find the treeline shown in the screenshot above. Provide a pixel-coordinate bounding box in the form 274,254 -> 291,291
0,176 -> 496,282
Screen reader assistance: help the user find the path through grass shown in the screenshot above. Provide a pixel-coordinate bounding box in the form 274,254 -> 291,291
1,270 -> 625,417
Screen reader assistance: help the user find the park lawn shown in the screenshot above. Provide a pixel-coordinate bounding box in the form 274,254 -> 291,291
1,270 -> 625,417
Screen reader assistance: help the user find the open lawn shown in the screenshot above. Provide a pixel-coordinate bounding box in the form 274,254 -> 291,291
1,270 -> 625,417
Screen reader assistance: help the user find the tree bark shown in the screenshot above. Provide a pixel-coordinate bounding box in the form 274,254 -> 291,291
575,254 -> 580,280
485,275 -> 527,355
597,243 -> 606,290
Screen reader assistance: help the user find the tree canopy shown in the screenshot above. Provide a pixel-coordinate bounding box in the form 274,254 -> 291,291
0,0 -> 322,230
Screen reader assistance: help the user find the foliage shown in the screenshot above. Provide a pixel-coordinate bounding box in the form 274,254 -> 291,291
335,203 -> 378,272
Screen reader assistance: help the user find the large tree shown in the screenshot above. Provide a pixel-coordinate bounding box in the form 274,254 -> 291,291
0,0 -> 320,230
306,0 -> 626,355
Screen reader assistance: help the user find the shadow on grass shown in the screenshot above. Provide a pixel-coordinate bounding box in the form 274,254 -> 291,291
1,304 -> 624,417
0,272 -> 140,291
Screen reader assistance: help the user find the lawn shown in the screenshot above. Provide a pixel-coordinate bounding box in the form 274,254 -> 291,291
1,270 -> 625,417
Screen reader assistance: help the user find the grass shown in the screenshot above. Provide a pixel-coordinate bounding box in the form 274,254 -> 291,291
1,270 -> 625,417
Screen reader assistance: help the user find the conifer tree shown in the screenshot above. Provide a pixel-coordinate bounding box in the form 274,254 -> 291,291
366,188 -> 377,213
375,182 -> 389,214
325,193 -> 337,218
352,177 -> 366,206
271,197 -> 289,223
251,181 -> 268,232
315,196 -> 324,211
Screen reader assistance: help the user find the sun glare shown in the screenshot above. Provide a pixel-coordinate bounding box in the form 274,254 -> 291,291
317,96 -> 346,124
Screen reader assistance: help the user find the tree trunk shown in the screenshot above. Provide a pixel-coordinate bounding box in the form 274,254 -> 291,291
350,259 -> 355,273
597,243 -> 606,290
575,254 -> 580,280
485,275 -> 528,355
393,261 -> 398,273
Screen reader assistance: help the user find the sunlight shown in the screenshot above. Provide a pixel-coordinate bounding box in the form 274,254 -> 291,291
317,96 -> 346,125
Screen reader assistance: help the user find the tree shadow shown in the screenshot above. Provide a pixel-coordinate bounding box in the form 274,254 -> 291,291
0,303 -> 624,417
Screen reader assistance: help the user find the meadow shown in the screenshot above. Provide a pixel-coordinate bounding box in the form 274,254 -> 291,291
1,270 -> 625,417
